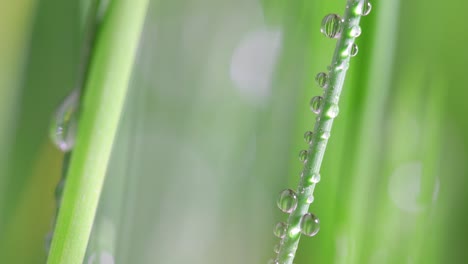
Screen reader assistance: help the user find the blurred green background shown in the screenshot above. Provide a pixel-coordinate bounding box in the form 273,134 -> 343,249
0,0 -> 466,263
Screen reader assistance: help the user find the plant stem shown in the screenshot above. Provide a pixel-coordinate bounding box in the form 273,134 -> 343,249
47,0 -> 149,263
277,1 -> 366,263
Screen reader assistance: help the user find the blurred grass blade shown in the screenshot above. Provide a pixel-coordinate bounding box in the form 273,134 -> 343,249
0,0 -> 38,228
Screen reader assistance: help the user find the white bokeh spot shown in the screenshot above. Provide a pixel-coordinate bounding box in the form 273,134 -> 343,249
230,29 -> 282,104
388,162 -> 440,213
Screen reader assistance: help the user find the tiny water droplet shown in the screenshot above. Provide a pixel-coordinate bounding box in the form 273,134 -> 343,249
315,72 -> 329,88
273,222 -> 288,238
320,14 -> 343,39
306,195 -> 315,204
350,26 -> 362,37
304,131 -> 314,144
274,243 -> 281,253
326,104 -> 340,118
268,259 -> 279,264
277,189 -> 298,213
362,1 -> 372,16
50,90 -> 79,152
311,173 -> 321,183
310,96 -> 324,114
300,213 -> 320,237
350,43 -> 359,57
87,251 -> 115,264
299,150 -> 309,163
45,232 -> 53,253
320,131 -> 331,140
336,61 -> 349,71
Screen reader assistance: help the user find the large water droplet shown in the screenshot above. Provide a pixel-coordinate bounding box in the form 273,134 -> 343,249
299,150 -> 309,163
362,1 -> 372,16
350,43 -> 359,57
315,72 -> 329,88
350,26 -> 362,37
304,131 -> 314,144
310,96 -> 324,114
87,251 -> 115,264
50,90 -> 79,152
326,104 -> 340,118
300,213 -> 320,237
274,222 -> 288,238
320,14 -> 343,39
277,189 -> 298,213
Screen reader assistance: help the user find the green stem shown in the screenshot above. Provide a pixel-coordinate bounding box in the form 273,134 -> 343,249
47,0 -> 149,263
277,1 -> 366,263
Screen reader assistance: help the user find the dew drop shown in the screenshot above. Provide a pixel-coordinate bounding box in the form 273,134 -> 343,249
310,96 -> 324,114
315,72 -> 329,88
306,195 -> 315,204
277,189 -> 298,213
350,26 -> 362,37
336,61 -> 349,71
87,251 -> 115,264
273,222 -> 288,238
50,90 -> 79,152
311,173 -> 321,183
326,104 -> 340,118
299,150 -> 309,163
320,14 -> 343,39
274,243 -> 281,253
320,131 -> 331,140
45,232 -> 53,253
350,43 -> 359,57
362,1 -> 372,16
300,213 -> 320,237
304,131 -> 314,144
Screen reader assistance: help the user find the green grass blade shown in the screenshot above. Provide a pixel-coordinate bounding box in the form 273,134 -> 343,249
276,1 -> 368,263
47,0 -> 149,262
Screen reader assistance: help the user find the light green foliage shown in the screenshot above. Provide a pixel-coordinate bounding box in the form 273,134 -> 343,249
1,0 -> 468,263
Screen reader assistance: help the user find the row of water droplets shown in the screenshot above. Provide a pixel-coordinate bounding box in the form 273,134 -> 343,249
270,1 -> 371,263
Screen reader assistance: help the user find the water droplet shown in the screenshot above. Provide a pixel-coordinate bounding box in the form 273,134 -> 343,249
277,189 -> 298,213
362,1 -> 372,16
350,26 -> 362,37
50,90 -> 79,152
315,72 -> 329,88
300,213 -> 320,237
299,150 -> 309,163
273,222 -> 288,238
310,96 -> 324,114
320,131 -> 330,140
311,173 -> 321,183
336,61 -> 349,71
320,14 -> 343,39
87,251 -> 115,264
304,131 -> 314,144
326,104 -> 340,118
350,43 -> 358,57
306,195 -> 315,204
45,232 -> 53,253
268,259 -> 279,264
274,243 -> 281,253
